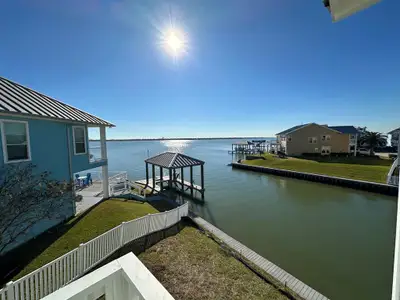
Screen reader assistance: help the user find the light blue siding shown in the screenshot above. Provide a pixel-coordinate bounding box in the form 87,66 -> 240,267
0,115 -> 107,253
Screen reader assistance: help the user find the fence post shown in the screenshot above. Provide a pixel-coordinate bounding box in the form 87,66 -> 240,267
6,281 -> 14,300
120,222 -> 126,247
146,214 -> 151,234
79,243 -> 85,275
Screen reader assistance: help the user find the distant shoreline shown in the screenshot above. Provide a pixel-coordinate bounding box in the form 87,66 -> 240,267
89,137 -> 272,142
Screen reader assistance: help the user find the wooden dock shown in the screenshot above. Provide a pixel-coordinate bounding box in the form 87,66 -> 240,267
135,176 -> 204,193
191,216 -> 329,300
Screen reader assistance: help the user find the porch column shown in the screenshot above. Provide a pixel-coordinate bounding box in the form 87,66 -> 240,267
354,134 -> 358,157
100,126 -> 109,198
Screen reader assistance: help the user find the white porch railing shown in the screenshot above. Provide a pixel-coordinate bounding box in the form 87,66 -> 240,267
0,202 -> 189,300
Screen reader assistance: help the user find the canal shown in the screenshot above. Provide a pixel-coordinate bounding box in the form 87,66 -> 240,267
92,139 -> 396,300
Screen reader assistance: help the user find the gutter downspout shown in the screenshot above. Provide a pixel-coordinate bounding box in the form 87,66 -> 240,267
66,125 -> 75,214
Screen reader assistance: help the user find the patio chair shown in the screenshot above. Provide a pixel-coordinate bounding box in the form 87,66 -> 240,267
84,173 -> 93,186
75,174 -> 81,188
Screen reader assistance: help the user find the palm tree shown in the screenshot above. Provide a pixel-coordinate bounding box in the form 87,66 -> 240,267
359,131 -> 387,155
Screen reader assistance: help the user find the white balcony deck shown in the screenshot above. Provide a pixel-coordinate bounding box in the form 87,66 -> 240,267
41,252 -> 175,300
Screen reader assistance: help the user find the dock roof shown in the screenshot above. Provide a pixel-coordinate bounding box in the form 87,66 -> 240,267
0,76 -> 114,127
145,152 -> 204,168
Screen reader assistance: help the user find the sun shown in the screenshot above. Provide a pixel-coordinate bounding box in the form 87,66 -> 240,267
166,31 -> 183,52
160,28 -> 188,58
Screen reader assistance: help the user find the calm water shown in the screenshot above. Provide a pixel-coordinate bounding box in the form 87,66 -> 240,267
91,139 -> 396,300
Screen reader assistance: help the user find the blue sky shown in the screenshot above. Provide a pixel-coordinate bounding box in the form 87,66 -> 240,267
1,0 -> 399,139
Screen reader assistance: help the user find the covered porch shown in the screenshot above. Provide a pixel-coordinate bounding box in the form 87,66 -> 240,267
75,171 -> 129,214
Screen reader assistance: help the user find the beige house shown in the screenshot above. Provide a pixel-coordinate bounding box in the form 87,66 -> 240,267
276,123 -> 360,156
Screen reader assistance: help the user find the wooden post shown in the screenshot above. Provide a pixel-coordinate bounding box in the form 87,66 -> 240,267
145,162 -> 149,185
160,166 -> 164,191
200,164 -> 204,199
190,165 -> 194,198
169,168 -> 173,199
181,167 -> 184,193
152,164 -> 155,192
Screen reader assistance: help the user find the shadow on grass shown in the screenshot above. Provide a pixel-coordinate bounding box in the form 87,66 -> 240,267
83,218 -> 190,274
0,199 -> 107,286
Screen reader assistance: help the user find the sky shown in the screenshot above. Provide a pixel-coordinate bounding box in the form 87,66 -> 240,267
0,0 -> 399,139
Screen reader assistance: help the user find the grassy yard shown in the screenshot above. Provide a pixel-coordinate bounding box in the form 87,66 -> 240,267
139,226 -> 289,300
243,154 -> 392,183
15,199 -> 157,279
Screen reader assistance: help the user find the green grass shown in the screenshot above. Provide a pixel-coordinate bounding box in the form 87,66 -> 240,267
244,154 -> 392,183
15,199 -> 157,279
139,227 -> 289,300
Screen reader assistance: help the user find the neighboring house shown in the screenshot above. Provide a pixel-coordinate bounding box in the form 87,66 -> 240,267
0,76 -> 114,252
388,127 -> 400,149
276,123 -> 360,156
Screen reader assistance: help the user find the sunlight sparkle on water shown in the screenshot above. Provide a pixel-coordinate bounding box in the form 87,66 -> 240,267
160,140 -> 192,153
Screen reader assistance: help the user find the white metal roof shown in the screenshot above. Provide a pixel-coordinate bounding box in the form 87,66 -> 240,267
0,77 -> 114,127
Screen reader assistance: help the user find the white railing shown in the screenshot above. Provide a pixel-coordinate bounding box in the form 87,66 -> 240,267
0,202 -> 189,300
388,176 -> 399,186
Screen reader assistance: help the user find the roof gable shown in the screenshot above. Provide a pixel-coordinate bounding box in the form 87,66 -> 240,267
145,152 -> 204,168
276,124 -> 311,135
0,77 -> 114,127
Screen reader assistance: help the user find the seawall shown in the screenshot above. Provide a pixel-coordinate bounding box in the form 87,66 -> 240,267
232,163 -> 398,196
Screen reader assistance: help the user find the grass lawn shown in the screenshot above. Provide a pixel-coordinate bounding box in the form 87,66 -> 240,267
243,154 -> 392,183
139,226 -> 289,300
15,199 -> 157,279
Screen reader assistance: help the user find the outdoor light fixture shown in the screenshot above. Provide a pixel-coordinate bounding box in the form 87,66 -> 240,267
324,0 -> 381,21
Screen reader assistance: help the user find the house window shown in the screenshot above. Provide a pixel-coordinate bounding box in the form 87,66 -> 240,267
1,120 -> 31,163
350,135 -> 355,140
308,137 -> 313,143
321,145 -> 331,155
315,148 -> 319,152
281,137 -> 286,141
73,126 -> 87,155
321,135 -> 331,141
309,137 -> 318,144
287,135 -> 292,141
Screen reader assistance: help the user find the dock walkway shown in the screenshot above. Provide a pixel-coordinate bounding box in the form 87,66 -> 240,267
135,176 -> 204,192
191,216 -> 329,300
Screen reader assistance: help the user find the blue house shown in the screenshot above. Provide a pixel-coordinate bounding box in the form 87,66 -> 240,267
0,76 -> 114,253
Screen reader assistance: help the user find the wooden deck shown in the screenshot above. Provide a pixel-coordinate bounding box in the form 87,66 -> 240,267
191,216 -> 329,300
135,176 -> 204,192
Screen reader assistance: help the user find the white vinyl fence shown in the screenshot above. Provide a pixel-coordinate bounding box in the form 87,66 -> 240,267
0,202 -> 189,300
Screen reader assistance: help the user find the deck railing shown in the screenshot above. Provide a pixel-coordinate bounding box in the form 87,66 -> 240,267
388,176 -> 399,186
0,202 -> 189,300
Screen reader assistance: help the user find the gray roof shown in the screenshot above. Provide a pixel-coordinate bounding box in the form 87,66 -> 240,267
328,126 -> 360,134
388,127 -> 400,134
145,152 -> 204,168
0,77 -> 114,127
276,124 -> 310,135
